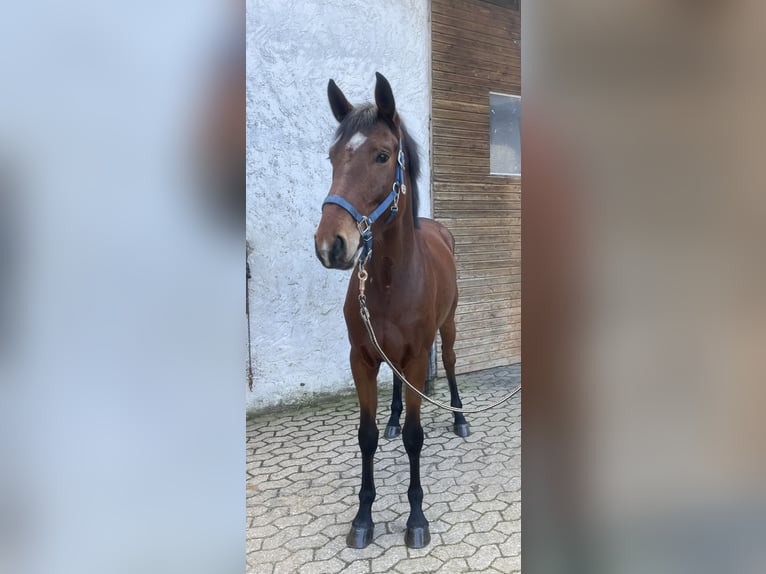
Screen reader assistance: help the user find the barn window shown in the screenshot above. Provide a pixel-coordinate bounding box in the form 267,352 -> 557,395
489,92 -> 521,176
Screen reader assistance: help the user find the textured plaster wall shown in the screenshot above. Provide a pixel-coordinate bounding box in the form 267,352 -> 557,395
247,0 -> 431,409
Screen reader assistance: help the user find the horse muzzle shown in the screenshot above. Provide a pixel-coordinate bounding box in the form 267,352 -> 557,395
314,232 -> 359,270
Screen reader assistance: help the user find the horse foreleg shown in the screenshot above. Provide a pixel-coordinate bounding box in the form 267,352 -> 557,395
384,374 -> 403,438
402,358 -> 430,548
440,315 -> 470,437
347,354 -> 380,549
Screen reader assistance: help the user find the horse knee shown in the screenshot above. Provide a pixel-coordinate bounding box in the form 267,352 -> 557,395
358,418 -> 379,456
402,422 -> 423,455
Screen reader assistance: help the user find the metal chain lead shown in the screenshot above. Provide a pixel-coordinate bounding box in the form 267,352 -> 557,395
357,266 -> 521,414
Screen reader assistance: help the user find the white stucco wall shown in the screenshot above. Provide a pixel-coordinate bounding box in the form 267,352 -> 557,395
246,0 -> 431,409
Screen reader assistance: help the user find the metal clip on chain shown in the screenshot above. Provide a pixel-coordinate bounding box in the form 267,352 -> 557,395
357,262 -> 368,303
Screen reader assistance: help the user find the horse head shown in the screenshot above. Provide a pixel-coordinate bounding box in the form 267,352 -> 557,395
314,73 -> 410,270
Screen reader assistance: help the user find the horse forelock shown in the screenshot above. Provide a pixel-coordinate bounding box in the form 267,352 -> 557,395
334,104 -> 421,228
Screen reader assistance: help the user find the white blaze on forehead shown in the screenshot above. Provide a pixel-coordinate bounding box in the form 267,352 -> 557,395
347,132 -> 367,152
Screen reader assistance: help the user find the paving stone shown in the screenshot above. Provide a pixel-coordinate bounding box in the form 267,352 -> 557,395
247,524 -> 279,539
251,546 -> 289,567
261,525 -> 303,550
369,545 -> 408,573
498,532 -> 521,557
370,530 -> 402,551
299,514 -> 338,537
297,557 -> 346,574
286,533 -> 331,552
273,548 -> 314,574
247,560 -> 273,574
313,536 -> 346,561
273,513 -> 314,529
470,499 -> 509,514
472,510 -> 503,533
438,516 -> 475,545
257,477 -> 293,491
431,541 -> 479,561
464,530 -> 507,548
439,557 -> 470,573
497,488 -> 521,504
312,501 -> 354,517
465,544 -> 501,571
337,543 -> 387,562
337,560 -> 371,574
247,365 -> 520,574
427,490 -> 460,504
496,519 -> 520,536
492,553 -> 521,572
442,508 -> 482,525
246,537 -> 263,553
392,554 -> 443,574
424,501 -> 450,523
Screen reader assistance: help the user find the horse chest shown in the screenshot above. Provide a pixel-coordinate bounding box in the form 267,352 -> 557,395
369,256 -> 427,300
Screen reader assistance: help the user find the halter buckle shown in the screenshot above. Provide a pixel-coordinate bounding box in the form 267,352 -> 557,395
397,149 -> 406,168
391,183 -> 401,212
358,217 -> 371,236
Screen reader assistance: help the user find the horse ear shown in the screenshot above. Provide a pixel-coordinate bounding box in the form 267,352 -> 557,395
328,79 -> 353,123
374,72 -> 398,124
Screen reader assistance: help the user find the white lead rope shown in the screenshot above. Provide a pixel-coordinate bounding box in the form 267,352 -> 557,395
358,282 -> 522,414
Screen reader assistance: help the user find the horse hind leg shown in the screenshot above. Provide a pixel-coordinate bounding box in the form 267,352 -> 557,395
424,347 -> 435,396
384,374 -> 403,439
440,315 -> 470,437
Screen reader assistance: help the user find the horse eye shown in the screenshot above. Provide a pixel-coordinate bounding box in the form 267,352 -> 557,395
375,152 -> 390,164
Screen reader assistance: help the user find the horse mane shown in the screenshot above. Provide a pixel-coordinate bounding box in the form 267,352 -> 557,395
334,104 -> 421,228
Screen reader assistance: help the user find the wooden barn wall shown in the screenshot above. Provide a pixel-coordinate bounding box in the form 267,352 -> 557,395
431,0 -> 521,374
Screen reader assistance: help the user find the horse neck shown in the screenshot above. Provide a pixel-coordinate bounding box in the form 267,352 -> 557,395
377,212 -> 415,256
367,175 -> 419,288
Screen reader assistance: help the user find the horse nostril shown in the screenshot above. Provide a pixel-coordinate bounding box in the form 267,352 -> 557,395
330,235 -> 345,264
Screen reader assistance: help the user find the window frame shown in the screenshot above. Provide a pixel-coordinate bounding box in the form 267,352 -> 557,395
489,91 -> 521,177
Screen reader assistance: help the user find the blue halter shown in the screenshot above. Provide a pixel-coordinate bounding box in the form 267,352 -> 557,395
322,138 -> 406,267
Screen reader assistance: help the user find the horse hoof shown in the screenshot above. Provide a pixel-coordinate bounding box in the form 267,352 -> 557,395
453,422 -> 470,438
384,424 -> 401,439
405,525 -> 431,548
346,525 -> 374,548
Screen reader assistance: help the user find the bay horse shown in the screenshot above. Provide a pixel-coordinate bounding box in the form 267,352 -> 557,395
314,73 -> 469,549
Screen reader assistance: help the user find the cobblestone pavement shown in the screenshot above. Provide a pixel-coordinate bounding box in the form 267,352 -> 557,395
246,364 -> 521,574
